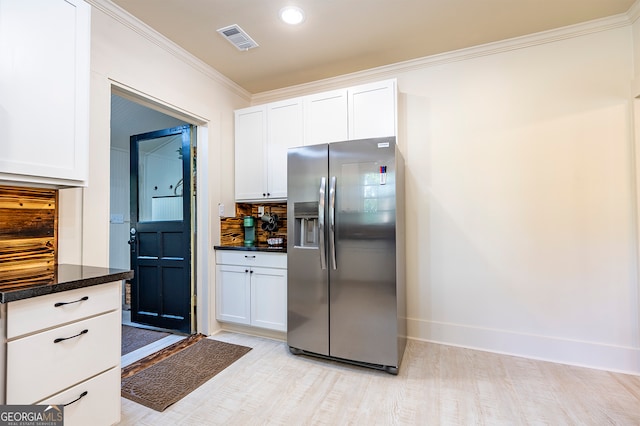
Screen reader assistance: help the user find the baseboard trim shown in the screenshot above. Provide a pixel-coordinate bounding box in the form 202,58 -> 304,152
407,318 -> 640,375
216,323 -> 286,342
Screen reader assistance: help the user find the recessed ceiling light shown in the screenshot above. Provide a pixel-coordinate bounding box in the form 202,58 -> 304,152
279,6 -> 305,25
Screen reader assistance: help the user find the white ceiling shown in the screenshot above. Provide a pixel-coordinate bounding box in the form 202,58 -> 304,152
110,0 -> 636,94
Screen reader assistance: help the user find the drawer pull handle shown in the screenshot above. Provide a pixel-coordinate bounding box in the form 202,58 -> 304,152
54,296 -> 89,307
54,329 -> 88,344
244,255 -> 256,259
63,391 -> 88,407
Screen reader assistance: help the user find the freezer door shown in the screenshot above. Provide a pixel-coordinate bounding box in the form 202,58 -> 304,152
328,137 -> 399,366
287,144 -> 330,355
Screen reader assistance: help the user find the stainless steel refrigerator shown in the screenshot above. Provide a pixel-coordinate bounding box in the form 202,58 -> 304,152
287,136 -> 406,374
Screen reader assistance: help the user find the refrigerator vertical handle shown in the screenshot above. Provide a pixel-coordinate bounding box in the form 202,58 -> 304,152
329,176 -> 337,270
318,177 -> 327,270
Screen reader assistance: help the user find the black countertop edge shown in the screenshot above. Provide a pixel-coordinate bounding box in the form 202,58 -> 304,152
1,264 -> 134,303
214,245 -> 286,253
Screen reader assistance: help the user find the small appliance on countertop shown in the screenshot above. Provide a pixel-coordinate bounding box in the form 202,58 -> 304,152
243,215 -> 256,246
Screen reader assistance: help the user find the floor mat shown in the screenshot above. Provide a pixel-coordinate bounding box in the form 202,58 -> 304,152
121,335 -> 252,412
121,325 -> 170,355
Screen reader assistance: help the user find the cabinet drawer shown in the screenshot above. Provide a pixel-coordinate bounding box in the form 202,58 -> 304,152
38,367 -> 120,426
216,251 -> 287,268
6,310 -> 120,404
7,281 -> 120,339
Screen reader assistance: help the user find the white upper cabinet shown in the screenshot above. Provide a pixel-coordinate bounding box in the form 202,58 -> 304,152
303,89 -> 348,146
235,99 -> 302,201
233,79 -> 396,201
0,0 -> 90,187
234,105 -> 267,201
266,98 -> 303,198
348,79 -> 397,140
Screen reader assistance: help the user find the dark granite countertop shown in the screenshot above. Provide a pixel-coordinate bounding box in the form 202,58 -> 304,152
214,245 -> 286,253
0,264 -> 134,303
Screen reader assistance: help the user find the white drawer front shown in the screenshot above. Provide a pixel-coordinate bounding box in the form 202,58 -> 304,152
7,281 -> 120,339
6,310 -> 120,404
38,367 -> 120,426
216,251 -> 287,268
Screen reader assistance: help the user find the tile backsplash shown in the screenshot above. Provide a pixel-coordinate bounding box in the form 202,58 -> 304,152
220,202 -> 287,246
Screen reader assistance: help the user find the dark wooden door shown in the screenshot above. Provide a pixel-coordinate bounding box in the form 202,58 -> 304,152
129,125 -> 193,333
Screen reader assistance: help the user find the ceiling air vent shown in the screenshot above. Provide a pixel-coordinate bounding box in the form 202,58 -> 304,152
217,24 -> 259,51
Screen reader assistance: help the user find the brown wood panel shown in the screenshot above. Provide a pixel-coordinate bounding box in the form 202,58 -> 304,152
0,186 -> 57,282
220,202 -> 287,246
0,209 -> 55,239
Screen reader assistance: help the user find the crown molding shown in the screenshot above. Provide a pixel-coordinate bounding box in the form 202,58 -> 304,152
252,12 -> 632,103
628,0 -> 640,23
86,0 -> 636,105
86,0 -> 251,102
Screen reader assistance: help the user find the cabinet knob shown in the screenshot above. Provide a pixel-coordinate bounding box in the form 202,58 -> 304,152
263,193 -> 266,197
250,270 -> 254,274
245,269 -> 249,273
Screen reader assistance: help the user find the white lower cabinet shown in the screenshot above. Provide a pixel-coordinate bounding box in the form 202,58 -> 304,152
5,281 -> 121,425
251,266 -> 287,330
38,367 -> 121,426
216,264 -> 251,325
216,251 -> 287,332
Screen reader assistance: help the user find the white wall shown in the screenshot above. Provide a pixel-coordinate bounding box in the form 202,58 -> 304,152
58,0 -> 251,335
399,27 -> 637,373
633,8 -> 640,93
255,21 -> 640,373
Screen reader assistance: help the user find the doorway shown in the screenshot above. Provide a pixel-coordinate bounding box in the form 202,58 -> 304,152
109,93 -> 195,334
129,125 -> 193,332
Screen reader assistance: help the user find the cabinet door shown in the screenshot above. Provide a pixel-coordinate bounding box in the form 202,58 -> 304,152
216,264 -> 251,325
234,105 -> 267,200
266,98 -> 303,199
7,281 -> 120,339
348,79 -> 397,140
38,367 -> 120,426
7,310 -> 120,404
303,89 -> 348,145
0,0 -> 90,187
251,266 -> 287,331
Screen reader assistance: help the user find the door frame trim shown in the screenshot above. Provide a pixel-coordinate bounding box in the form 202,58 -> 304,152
109,82 -> 212,335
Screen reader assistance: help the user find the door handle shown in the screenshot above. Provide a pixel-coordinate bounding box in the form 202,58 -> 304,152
128,227 -> 136,252
329,176 -> 337,270
318,177 -> 327,270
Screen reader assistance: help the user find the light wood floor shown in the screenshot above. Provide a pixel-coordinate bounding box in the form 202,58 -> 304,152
118,332 -> 640,425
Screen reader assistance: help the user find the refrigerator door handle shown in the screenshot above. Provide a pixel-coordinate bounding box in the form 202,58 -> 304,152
318,177 -> 327,270
329,176 -> 337,270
